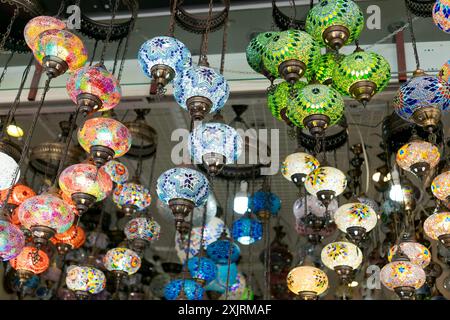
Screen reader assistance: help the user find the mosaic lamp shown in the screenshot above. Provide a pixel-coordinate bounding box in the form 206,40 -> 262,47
10,246 -> 49,285
307,51 -> 345,85
173,65 -> 230,121
286,266 -> 329,300
267,81 -> 308,124
24,16 -> 66,52
0,219 -> 25,261
281,152 -> 320,187
67,63 -> 121,115
306,0 -> 364,50
188,122 -> 243,176
124,217 -> 161,254
112,182 -> 152,216
393,71 -> 450,130
156,167 -> 209,232
431,171 -> 450,202
164,278 -> 204,300
206,233 -> 241,264
262,29 -> 320,83
34,29 -> 88,78
249,190 -> 281,221
424,211 -> 450,248
438,59 -> 450,84
59,163 -> 113,215
321,241 -> 363,284
388,239 -> 431,268
103,247 -> 141,292
0,152 -> 20,191
333,48 -> 391,105
334,202 -> 378,244
18,194 -> 75,247
231,214 -> 263,245
66,265 -> 106,300
286,83 -> 345,136
102,160 -> 129,185
187,254 -> 218,285
0,183 -> 36,213
305,166 -> 347,208
396,138 -> 440,179
380,254 -> 426,300
138,36 -> 192,89
50,225 -> 86,255
433,0 -> 450,33
78,117 -> 132,168
246,31 -> 277,80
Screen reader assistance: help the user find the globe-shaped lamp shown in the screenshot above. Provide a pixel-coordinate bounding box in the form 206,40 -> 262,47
286,266 -> 328,299
102,160 -> 129,185
281,152 -> 320,187
433,0 -> 450,33
308,51 -> 344,85
0,219 -> 25,261
66,265 -> 106,300
249,190 -> 281,221
424,211 -> 450,248
50,225 -> 86,255
305,166 -> 347,208
124,217 -> 160,253
388,241 -> 431,268
113,182 -> 152,216
246,32 -> 277,79
24,16 -> 66,51
431,171 -> 450,202
232,215 -> 263,245
396,140 -> 440,178
103,247 -> 141,276
187,255 -> 218,285
334,202 -> 377,244
267,81 -> 308,124
10,246 -> 49,284
321,241 -> 363,284
164,279 -> 204,300
0,152 -> 20,191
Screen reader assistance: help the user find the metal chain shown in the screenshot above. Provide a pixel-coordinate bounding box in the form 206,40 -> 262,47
56,0 -> 66,18
112,37 -> 124,74
168,0 -> 178,37
100,0 -> 120,64
199,0 -> 214,64
90,40 -> 99,66
219,5 -> 230,75
0,6 -> 18,51
117,13 -> 136,82
288,0 -> 297,28
404,0 -> 420,70
0,52 -> 14,88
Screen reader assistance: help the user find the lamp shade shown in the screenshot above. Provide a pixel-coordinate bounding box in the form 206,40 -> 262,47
189,122 -> 243,165
206,237 -> 241,264
78,117 -> 132,159
334,202 -> 378,232
246,31 -> 277,76
164,279 -> 204,300
24,16 -> 66,51
10,246 -> 49,275
0,220 -> 25,261
293,195 -> 338,230
66,265 -> 106,295
306,0 -> 364,49
388,242 -> 431,268
439,59 -> 450,83
433,0 -> 450,33
321,241 -> 363,270
424,212 -> 450,241
156,167 -> 209,207
18,194 -> 75,234
380,260 -> 426,290
113,183 -> 152,212
138,36 -> 192,83
187,256 -> 218,284
232,215 -> 263,245
103,247 -> 141,275
249,191 -> 281,217
124,217 -> 161,242
282,152 -> 320,184
67,64 -> 121,112
59,163 -> 113,202
267,81 -> 308,121
34,29 -> 88,73
0,152 -> 20,191
102,160 -> 129,185
431,171 -> 450,201
305,166 -> 347,199
50,225 -> 86,250
396,140 -> 440,174
0,184 -> 36,207
286,266 -> 328,296
308,52 -> 345,85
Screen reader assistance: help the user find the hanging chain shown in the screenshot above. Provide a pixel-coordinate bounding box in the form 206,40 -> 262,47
56,0 -> 67,18
199,0 -> 214,65
404,0 -> 420,70
168,0 -> 178,37
288,0 -> 297,28
90,40 -> 99,66
0,52 -> 14,88
0,6 -> 18,51
99,0 -> 120,65
112,38 -> 124,74
117,12 -> 136,82
219,5 -> 230,75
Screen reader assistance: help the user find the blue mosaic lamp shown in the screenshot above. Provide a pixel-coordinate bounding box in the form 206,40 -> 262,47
187,255 -> 218,285
204,263 -> 239,292
156,167 -> 209,232
249,190 -> 281,221
232,215 -> 263,245
173,65 -> 230,120
164,278 -> 204,300
137,36 -> 192,91
206,232 -> 241,264
189,121 -> 243,176
393,70 -> 450,130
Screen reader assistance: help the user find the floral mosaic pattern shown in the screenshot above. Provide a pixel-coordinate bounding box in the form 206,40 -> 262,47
424,212 -> 450,240
66,265 -> 106,294
334,202 -> 378,232
396,140 -> 440,172
308,52 -> 345,85
103,247 -> 141,275
431,171 -> 450,201
380,261 -> 426,290
321,241 -> 363,270
305,166 -> 347,198
113,182 -> 152,211
439,59 -> 450,83
286,266 -> 328,295
388,242 -> 431,268
281,152 -> 320,182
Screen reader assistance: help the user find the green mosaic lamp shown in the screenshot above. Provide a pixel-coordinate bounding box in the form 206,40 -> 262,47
262,29 -> 321,84
267,81 -> 308,124
306,0 -> 364,50
246,31 -> 278,80
286,83 -> 345,136
307,52 -> 345,85
333,48 -> 391,105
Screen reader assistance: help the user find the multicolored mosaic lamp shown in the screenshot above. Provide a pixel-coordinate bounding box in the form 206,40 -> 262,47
439,59 -> 450,84
246,31 -> 277,80
281,152 -> 320,187
431,171 -> 450,202
308,52 -> 345,85
334,202 -> 378,244
164,278 -> 204,300
173,65 -> 230,120
124,217 -> 161,253
67,64 -> 121,115
34,29 -> 88,78
10,246 -> 49,285
50,225 -> 85,255
59,163 -> 113,215
66,265 -> 106,300
306,0 -> 364,50
433,0 -> 450,33
393,72 -> 450,130
24,16 -> 66,52
267,81 -> 308,125
388,240 -> 431,268
0,219 -> 25,261
333,48 -> 391,105
286,83 -> 345,136
78,117 -> 132,168
0,152 -> 20,191
103,247 -> 141,290
18,194 -> 75,246
102,160 -> 129,185
138,36 -> 192,89
188,122 -> 243,176
424,211 -> 450,248
396,139 -> 440,178
262,29 -> 320,83
156,167 -> 209,232
321,241 -> 363,284
305,166 -> 347,208
187,255 -> 218,285
249,190 -> 281,221
113,182 -> 152,216
232,214 -> 263,245
0,184 -> 36,213
286,266 -> 328,300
